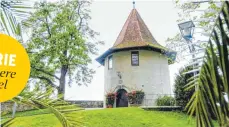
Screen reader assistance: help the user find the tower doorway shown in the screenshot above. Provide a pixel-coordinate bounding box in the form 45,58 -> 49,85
116,89 -> 128,107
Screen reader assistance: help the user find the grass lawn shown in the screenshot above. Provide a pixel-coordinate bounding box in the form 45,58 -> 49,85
2,109 -> 51,119
80,108 -> 195,127
2,107 -> 216,127
7,114 -> 61,127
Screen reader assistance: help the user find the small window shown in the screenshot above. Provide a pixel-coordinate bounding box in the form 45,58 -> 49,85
108,55 -> 113,69
131,51 -> 139,66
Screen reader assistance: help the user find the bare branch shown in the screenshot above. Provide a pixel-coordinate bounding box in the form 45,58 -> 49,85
77,1 -> 84,31
45,15 -> 52,38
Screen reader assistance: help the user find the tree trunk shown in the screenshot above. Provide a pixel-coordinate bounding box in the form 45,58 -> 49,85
58,50 -> 68,96
58,65 -> 68,95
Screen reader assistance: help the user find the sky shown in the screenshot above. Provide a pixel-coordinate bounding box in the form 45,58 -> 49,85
65,0 -> 186,101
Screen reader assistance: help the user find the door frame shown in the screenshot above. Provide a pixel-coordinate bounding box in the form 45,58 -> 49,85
115,89 -> 129,108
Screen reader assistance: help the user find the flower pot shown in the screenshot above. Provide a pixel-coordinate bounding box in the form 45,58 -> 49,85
128,91 -> 145,104
107,104 -> 113,108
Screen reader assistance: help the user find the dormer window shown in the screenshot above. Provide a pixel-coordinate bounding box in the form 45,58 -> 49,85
108,55 -> 113,69
131,51 -> 139,66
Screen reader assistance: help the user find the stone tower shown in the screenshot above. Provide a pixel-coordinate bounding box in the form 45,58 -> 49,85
96,8 -> 176,108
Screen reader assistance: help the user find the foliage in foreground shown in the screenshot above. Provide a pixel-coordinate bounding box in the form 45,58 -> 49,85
187,2 -> 229,127
1,87 -> 83,127
0,0 -> 32,38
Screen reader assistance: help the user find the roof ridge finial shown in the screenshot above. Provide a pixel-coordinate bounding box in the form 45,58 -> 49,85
133,1 -> 135,9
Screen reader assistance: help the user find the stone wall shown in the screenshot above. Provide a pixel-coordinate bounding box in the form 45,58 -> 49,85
1,101 -> 33,114
68,100 -> 103,108
1,100 -> 103,114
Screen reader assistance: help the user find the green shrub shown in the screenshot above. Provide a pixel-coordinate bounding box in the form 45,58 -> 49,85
174,67 -> 194,109
156,96 -> 175,106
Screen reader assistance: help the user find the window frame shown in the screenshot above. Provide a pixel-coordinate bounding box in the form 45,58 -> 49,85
108,55 -> 113,70
131,51 -> 139,66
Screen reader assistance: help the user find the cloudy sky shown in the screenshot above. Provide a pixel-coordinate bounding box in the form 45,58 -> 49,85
64,0 -> 187,101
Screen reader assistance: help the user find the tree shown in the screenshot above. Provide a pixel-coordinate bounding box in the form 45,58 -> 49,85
1,1 -> 91,126
26,0 -> 102,95
174,67 -> 194,109
187,1 -> 229,126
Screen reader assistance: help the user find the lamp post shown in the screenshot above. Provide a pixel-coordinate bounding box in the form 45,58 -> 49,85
178,21 -> 195,41
178,21 -> 196,59
178,21 -> 198,90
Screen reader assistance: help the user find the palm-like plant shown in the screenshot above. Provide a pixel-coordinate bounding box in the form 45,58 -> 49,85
186,1 -> 229,127
2,86 -> 84,127
0,0 -> 32,38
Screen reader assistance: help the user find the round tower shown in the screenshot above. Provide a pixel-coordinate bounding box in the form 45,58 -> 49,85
96,8 -> 176,108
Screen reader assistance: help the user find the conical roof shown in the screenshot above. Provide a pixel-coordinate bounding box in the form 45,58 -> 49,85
96,8 -> 176,65
112,9 -> 162,49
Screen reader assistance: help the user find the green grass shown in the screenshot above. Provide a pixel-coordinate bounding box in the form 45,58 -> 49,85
5,114 -> 61,127
2,109 -> 51,119
1,118 -> 12,125
3,107 -> 202,127
80,108 -> 195,127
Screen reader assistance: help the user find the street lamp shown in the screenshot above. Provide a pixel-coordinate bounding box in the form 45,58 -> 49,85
178,21 -> 198,90
178,21 -> 196,57
178,21 -> 195,40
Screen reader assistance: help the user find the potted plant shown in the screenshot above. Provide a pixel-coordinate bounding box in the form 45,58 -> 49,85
127,90 -> 145,105
105,92 -> 117,108
136,90 -> 145,104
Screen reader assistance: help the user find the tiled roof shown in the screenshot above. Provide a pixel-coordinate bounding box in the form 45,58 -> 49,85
112,9 -> 163,49
96,8 -> 176,65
